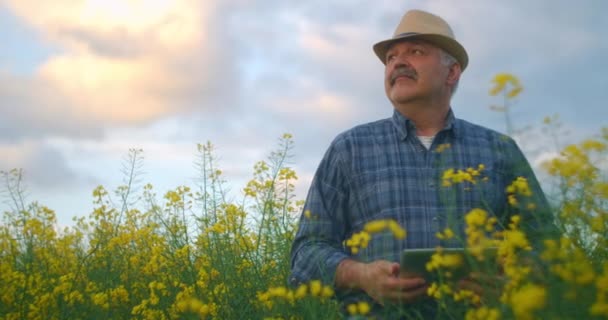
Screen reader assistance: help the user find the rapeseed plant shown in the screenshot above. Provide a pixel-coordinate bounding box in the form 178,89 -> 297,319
489,72 -> 524,136
0,119 -> 606,319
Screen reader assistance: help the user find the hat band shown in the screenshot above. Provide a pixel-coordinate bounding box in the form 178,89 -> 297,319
393,32 -> 421,39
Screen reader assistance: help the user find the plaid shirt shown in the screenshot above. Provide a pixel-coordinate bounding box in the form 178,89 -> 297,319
289,109 -> 552,310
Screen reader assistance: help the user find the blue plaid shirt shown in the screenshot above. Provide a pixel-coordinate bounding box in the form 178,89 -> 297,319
289,109 -> 552,311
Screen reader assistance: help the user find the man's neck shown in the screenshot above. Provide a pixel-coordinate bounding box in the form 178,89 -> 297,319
394,102 -> 450,136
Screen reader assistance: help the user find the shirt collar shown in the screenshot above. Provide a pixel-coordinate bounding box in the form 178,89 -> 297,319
390,108 -> 459,140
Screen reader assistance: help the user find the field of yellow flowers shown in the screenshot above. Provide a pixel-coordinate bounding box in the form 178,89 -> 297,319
1,74 -> 607,319
0,136 -> 344,319
1,127 -> 607,319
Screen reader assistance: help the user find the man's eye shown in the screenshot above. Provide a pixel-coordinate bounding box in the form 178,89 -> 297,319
412,49 -> 424,55
386,54 -> 395,62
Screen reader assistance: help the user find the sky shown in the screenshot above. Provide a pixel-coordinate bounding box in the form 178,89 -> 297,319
1,0 -> 607,227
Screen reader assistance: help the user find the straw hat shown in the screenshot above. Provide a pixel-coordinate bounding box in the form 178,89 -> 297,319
373,10 -> 468,70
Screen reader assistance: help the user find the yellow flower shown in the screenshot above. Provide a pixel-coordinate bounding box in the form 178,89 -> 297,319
486,216 -> 498,232
509,284 -> 546,320
294,284 -> 307,299
435,227 -> 455,240
465,306 -> 501,320
345,231 -> 371,253
257,292 -> 273,309
454,289 -> 481,305
92,292 -> 109,310
320,285 -> 334,298
426,251 -> 464,272
442,165 -> 485,187
427,282 -> 452,299
435,143 -> 451,153
387,220 -> 407,239
346,219 -> 406,254
357,301 -> 371,315
427,282 -> 439,298
507,86 -> 523,98
489,73 -> 522,98
346,301 -> 371,315
269,286 -> 288,298
346,303 -> 358,315
363,220 -> 388,233
309,280 -> 322,297
580,139 -> 606,152
465,208 -> 488,227
508,215 -> 521,230
304,210 -> 312,219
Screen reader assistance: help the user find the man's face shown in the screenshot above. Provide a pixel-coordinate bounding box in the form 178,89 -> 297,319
383,40 -> 453,106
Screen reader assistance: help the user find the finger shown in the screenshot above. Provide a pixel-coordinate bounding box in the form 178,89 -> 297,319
389,262 -> 400,276
386,276 -> 426,292
401,284 -> 430,301
381,277 -> 427,301
400,270 -> 425,279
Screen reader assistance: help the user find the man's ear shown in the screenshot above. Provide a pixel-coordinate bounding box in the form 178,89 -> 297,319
446,63 -> 462,86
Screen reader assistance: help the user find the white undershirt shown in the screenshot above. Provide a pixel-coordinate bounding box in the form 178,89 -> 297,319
417,135 -> 435,150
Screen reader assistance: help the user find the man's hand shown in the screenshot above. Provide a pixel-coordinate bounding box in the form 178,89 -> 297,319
336,259 -> 429,305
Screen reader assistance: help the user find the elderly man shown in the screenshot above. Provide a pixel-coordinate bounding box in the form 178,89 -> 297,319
290,9 -> 554,317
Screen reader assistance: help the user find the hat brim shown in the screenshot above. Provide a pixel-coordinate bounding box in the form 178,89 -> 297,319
373,33 -> 468,70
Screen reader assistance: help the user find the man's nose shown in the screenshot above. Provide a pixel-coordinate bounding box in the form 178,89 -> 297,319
390,52 -> 413,68
393,60 -> 411,70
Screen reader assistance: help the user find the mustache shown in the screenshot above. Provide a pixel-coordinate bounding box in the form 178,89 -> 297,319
390,66 -> 418,85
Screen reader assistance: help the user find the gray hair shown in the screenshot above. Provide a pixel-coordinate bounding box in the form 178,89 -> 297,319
439,49 -> 460,96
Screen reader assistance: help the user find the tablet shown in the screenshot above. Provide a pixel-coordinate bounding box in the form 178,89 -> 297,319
400,247 -> 497,280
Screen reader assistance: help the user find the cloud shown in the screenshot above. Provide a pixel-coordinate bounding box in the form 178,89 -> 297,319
0,71 -> 104,141
266,81 -> 354,123
5,0 -> 208,52
0,140 -> 87,189
230,4 -> 390,137
1,0 -> 246,203
2,0 -> 606,226
38,53 -> 185,124
3,0 -> 238,141
297,18 -> 383,88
